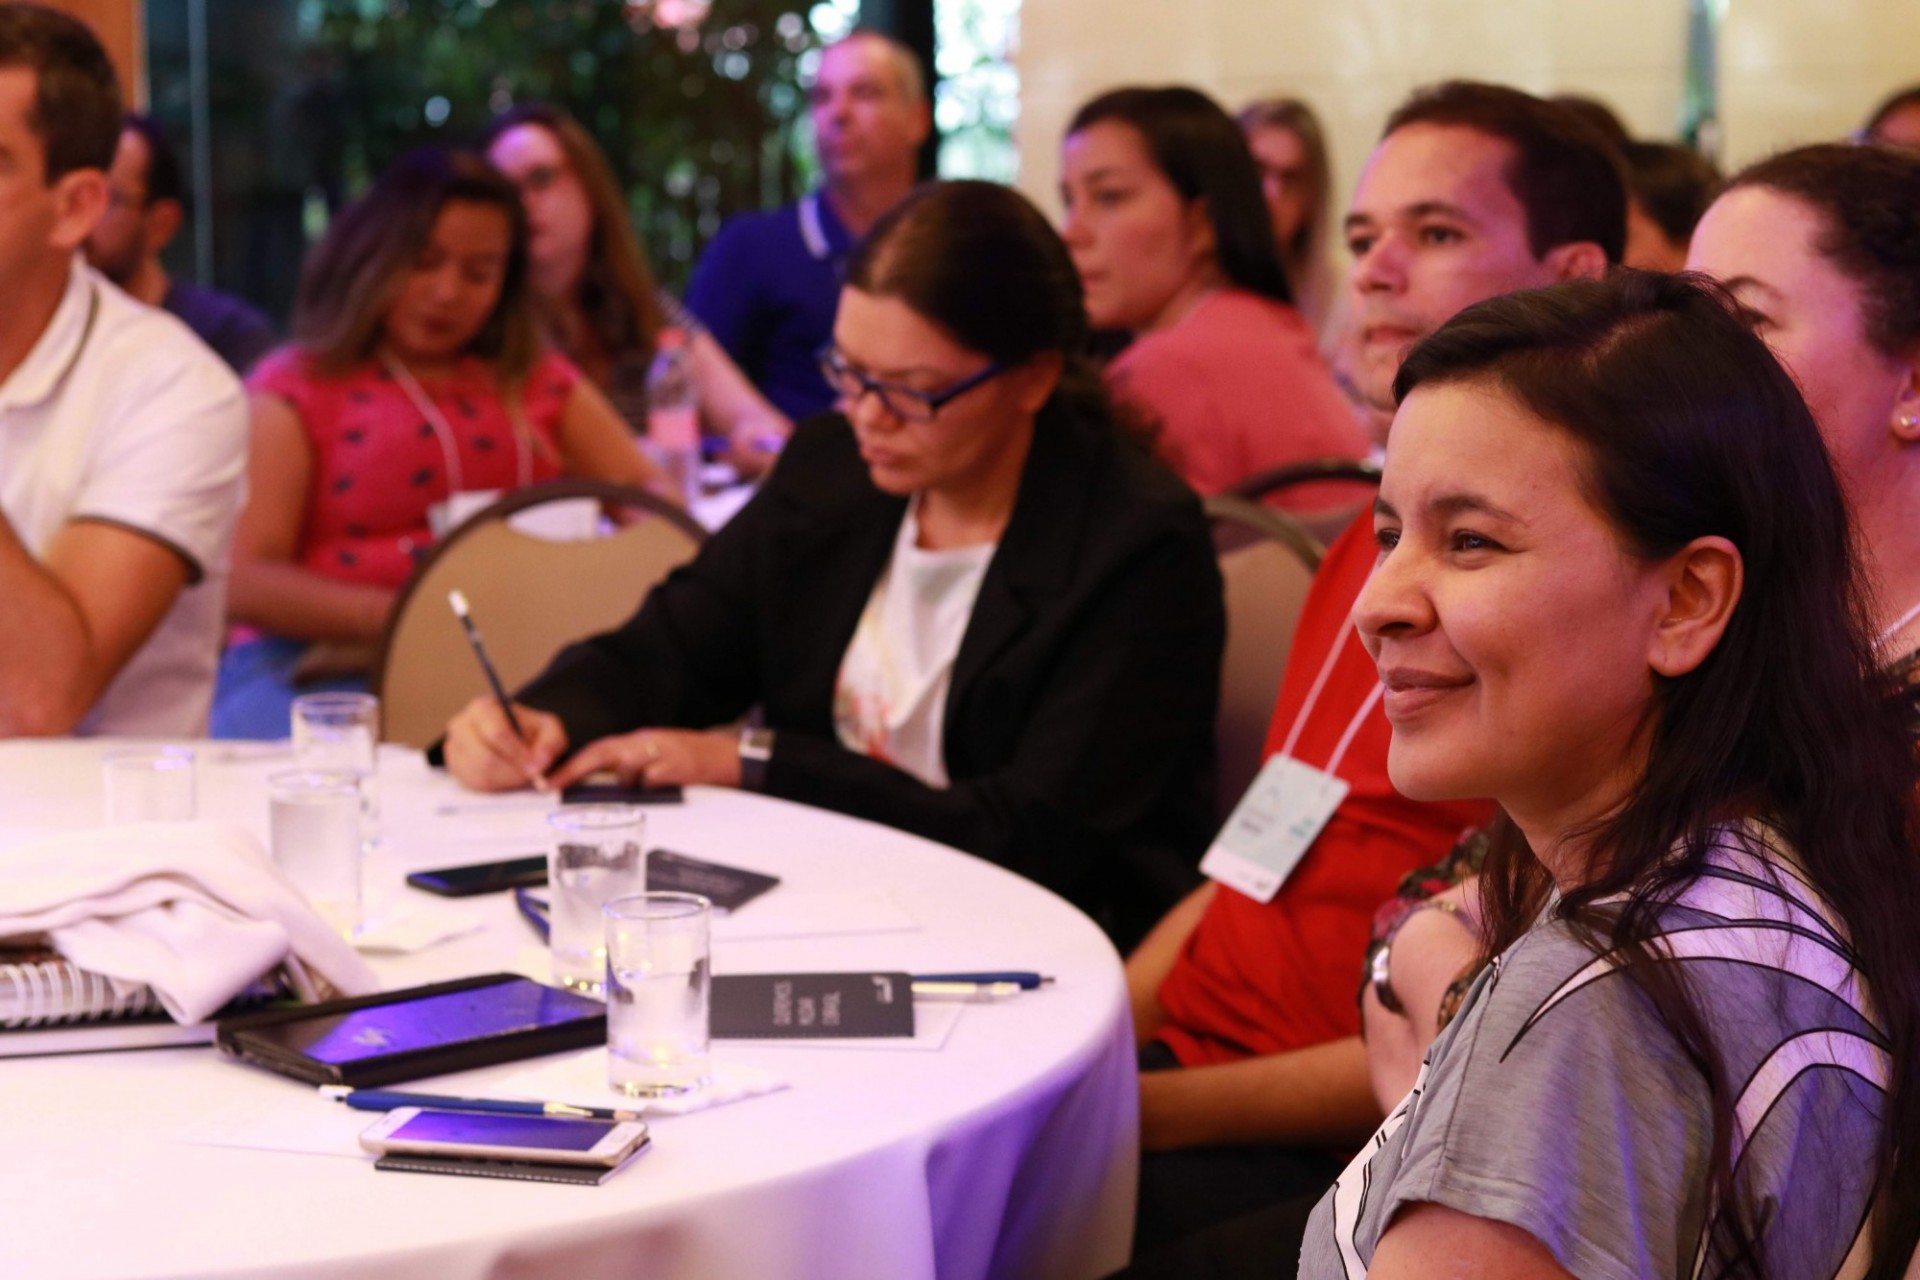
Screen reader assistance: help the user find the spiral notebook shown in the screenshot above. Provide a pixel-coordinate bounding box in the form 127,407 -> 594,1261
0,945 -> 272,1057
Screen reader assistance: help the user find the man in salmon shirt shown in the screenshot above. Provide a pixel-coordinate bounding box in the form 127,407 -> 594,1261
1124,81 -> 1627,1257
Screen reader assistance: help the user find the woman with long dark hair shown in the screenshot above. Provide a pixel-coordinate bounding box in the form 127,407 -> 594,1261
1362,142 -> 1920,1120
441,180 -> 1226,947
213,149 -> 655,737
1059,86 -> 1366,504
480,104 -> 787,469
1303,272 -> 1920,1276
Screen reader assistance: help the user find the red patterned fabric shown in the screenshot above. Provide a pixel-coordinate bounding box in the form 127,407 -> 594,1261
248,348 -> 578,590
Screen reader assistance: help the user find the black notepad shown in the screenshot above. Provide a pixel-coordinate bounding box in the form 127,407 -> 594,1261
561,782 -> 684,805
647,850 -> 780,913
710,972 -> 916,1039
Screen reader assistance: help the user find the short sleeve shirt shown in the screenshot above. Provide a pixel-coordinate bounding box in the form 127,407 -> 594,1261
0,263 -> 247,735
1299,827 -> 1888,1280
684,192 -> 850,421
248,348 -> 578,590
1107,289 -> 1370,505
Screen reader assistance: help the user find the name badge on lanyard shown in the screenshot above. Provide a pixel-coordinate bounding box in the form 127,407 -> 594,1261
1200,626 -> 1382,903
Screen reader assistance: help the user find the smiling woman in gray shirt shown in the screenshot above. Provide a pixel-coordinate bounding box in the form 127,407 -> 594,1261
1299,272 -> 1919,1278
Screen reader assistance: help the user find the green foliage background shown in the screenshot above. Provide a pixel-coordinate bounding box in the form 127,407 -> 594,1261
149,0 -> 825,320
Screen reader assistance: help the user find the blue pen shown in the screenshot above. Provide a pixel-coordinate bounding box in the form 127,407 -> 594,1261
514,886 -> 551,942
911,971 -> 1051,990
320,1085 -> 639,1122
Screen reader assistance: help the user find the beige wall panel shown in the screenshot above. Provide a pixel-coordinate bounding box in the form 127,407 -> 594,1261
1720,0 -> 1920,166
1017,0 -> 1685,224
1019,0 -> 1916,254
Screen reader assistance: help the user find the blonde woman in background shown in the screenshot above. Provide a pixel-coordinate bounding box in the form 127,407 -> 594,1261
1237,97 -> 1337,336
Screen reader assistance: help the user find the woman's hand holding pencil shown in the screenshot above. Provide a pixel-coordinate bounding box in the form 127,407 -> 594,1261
442,590 -> 569,792
444,694 -> 569,792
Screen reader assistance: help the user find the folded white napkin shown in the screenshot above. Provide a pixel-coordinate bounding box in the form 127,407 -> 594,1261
0,821 -> 379,1022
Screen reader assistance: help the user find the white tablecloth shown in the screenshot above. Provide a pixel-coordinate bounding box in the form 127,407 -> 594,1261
0,741 -> 1137,1280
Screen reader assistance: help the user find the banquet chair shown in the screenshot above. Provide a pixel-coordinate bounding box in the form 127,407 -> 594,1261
1229,456 -> 1382,547
373,479 -> 706,748
1205,494 -> 1324,823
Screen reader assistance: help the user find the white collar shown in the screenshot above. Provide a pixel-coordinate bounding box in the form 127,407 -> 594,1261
0,258 -> 99,414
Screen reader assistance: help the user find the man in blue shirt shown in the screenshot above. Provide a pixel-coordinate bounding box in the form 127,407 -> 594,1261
686,31 -> 930,420
85,114 -> 276,374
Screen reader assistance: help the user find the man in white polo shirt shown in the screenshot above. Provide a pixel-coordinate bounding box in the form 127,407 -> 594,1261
0,4 -> 245,736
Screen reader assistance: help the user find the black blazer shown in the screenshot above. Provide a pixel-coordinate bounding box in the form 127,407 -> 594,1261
521,407 -> 1225,943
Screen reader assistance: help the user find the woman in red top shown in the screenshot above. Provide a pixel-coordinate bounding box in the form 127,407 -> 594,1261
212,149 -> 654,738
1059,86 -> 1367,506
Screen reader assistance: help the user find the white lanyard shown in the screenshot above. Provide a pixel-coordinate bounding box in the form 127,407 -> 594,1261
798,193 -> 831,262
1877,599 -> 1920,652
1277,623 -> 1384,778
383,355 -> 532,498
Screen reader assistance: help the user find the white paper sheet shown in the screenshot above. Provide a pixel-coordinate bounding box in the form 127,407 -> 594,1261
494,1050 -> 789,1116
712,890 -> 916,942
176,1096 -> 372,1159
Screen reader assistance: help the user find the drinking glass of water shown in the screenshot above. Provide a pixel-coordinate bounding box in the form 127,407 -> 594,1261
291,692 -> 380,844
267,769 -> 363,937
605,891 -> 712,1097
102,746 -> 196,823
290,691 -> 378,772
545,804 -> 646,995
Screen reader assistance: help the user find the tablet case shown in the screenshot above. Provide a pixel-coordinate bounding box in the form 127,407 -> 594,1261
215,973 -> 606,1087
374,1139 -> 649,1186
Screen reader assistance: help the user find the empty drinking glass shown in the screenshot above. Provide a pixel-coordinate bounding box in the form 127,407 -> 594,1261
102,746 -> 196,823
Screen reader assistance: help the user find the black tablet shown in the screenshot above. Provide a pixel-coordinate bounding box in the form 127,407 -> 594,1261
215,974 -> 605,1087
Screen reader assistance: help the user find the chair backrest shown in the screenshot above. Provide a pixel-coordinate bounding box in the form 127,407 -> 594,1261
373,479 -> 707,747
1230,455 -> 1383,548
1205,494 -> 1323,822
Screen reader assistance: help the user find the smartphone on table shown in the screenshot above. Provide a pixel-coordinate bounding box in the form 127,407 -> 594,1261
358,1107 -> 649,1167
406,854 -> 548,897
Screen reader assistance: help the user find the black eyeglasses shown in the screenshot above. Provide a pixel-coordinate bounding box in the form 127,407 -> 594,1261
817,345 -> 1006,423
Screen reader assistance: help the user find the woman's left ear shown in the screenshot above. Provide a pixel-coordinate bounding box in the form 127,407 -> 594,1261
1648,535 -> 1743,677
1889,356 -> 1920,444
1183,197 -> 1218,261
1011,350 -> 1065,414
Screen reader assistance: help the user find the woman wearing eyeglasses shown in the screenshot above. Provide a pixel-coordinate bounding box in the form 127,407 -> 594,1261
442,180 -> 1227,947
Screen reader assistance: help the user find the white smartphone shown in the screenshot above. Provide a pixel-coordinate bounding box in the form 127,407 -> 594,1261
357,1107 -> 649,1167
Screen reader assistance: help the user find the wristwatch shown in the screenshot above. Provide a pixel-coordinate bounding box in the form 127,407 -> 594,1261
738,727 -> 775,791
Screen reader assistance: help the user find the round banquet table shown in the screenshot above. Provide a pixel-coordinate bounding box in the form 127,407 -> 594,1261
0,740 -> 1138,1280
